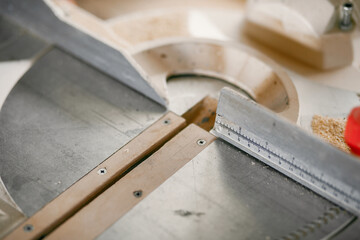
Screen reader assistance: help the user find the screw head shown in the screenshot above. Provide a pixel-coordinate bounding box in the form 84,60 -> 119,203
216,125 -> 222,132
163,119 -> 171,125
133,190 -> 143,198
343,2 -> 353,10
197,139 -> 206,146
340,2 -> 353,31
23,224 -> 34,232
97,168 -> 107,175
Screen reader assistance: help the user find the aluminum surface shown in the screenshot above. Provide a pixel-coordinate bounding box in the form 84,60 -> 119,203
0,1 -> 359,238
97,139 -> 354,240
0,198 -> 25,239
212,87 -> 360,216
0,16 -> 47,61
0,47 -> 165,216
0,0 -> 166,106
0,16 -> 50,112
332,218 -> 360,240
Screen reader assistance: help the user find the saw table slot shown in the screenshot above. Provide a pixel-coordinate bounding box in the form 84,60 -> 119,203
44,124 -> 215,239
4,112 -> 186,240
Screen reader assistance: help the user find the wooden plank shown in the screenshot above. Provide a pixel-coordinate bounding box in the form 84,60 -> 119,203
4,112 -> 185,240
182,96 -> 218,131
46,124 -> 216,239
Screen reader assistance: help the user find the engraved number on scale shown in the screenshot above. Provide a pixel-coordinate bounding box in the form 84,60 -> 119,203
215,117 -> 360,214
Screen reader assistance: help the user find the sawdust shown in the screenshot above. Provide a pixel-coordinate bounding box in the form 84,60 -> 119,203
311,115 -> 350,153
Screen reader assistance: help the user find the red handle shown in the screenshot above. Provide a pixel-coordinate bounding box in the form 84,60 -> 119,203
345,106 -> 360,156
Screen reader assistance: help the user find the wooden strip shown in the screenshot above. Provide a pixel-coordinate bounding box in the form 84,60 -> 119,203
46,124 -> 216,239
182,96 -> 218,131
4,112 -> 186,240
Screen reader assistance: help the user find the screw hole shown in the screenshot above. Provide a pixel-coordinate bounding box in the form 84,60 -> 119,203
163,119 -> 171,125
23,224 -> 34,232
97,168 -> 107,175
133,190 -> 143,198
344,2 -> 353,9
197,139 -> 206,146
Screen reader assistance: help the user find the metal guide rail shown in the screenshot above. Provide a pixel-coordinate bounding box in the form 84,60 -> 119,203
212,87 -> 360,216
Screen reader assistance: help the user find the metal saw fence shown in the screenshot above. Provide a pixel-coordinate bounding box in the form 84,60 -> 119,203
212,87 -> 360,216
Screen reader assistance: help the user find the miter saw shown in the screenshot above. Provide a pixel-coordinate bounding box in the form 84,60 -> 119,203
1,0 -> 360,239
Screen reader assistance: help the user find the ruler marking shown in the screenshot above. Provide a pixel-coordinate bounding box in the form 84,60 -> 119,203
215,117 -> 360,210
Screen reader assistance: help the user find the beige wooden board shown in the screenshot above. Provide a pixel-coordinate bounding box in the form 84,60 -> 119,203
46,124 -> 215,239
4,112 -> 185,240
182,96 -> 218,132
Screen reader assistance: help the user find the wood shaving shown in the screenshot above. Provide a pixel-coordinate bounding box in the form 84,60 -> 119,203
311,115 -> 350,153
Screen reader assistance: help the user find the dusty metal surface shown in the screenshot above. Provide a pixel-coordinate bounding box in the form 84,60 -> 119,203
97,139 -> 354,240
0,17 -> 47,61
0,16 -> 50,112
0,47 -> 165,216
332,219 -> 360,240
0,0 -> 360,238
0,0 -> 166,106
45,124 -> 215,240
213,88 -> 360,216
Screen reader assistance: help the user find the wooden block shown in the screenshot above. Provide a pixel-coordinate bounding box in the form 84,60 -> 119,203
182,96 -> 218,131
245,0 -> 353,69
244,20 -> 353,70
4,112 -> 185,240
46,124 -> 215,239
